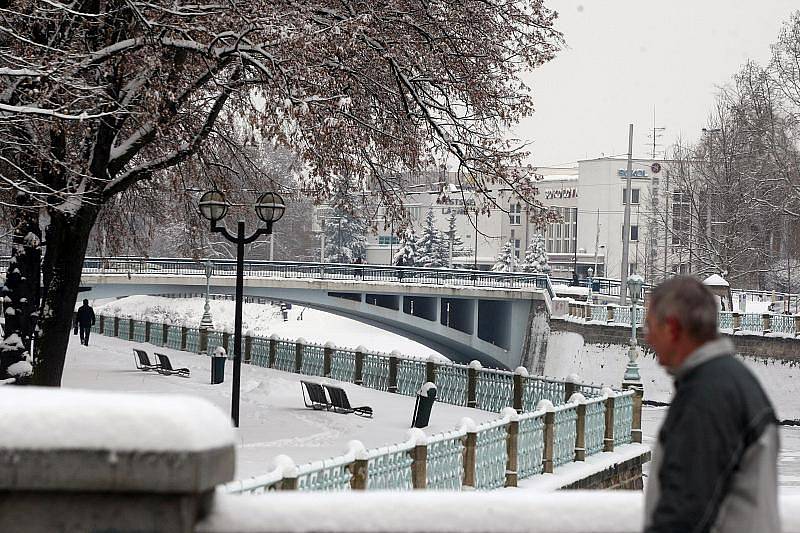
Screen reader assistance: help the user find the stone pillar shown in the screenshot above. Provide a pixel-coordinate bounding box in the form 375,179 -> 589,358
631,388 -> 643,444
145,321 -> 151,344
762,313 -> 772,334
574,401 -> 587,461
113,316 -> 120,338
462,431 -> 477,488
505,419 -> 519,487
354,347 -> 365,385
180,326 -> 187,351
543,409 -> 555,474
733,312 -> 741,332
583,303 -> 591,321
128,318 -> 135,341
295,340 -> 304,373
349,459 -> 368,490
607,304 -> 615,323
604,394 -> 616,453
512,370 -> 526,413
244,335 -> 252,363
467,361 -> 480,409
410,444 -> 427,489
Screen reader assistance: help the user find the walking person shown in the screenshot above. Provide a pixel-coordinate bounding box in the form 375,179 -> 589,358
643,276 -> 780,533
76,299 -> 95,347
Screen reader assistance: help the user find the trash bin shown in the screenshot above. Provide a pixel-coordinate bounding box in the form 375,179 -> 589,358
411,382 -> 437,428
211,346 -> 226,384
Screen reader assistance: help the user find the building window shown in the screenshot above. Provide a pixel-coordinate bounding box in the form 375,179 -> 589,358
623,224 -> 639,242
514,238 -> 521,258
509,203 -> 521,225
623,188 -> 640,205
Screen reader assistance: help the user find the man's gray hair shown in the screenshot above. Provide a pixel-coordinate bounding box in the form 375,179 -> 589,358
648,276 -> 719,342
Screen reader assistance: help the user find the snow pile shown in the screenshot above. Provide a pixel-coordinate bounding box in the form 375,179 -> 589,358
0,387 -> 234,452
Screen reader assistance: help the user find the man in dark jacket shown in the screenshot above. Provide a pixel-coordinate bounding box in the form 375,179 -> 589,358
643,276 -> 779,532
75,299 -> 95,347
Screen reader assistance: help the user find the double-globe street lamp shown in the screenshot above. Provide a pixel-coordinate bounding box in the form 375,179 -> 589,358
198,190 -> 286,427
623,273 -> 644,390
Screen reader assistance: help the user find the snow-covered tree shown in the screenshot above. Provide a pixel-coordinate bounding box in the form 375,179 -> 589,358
323,211 -> 367,264
521,233 -> 550,274
492,240 -> 515,272
416,210 -> 445,268
446,214 -> 466,255
0,2 -> 562,384
393,227 -> 419,266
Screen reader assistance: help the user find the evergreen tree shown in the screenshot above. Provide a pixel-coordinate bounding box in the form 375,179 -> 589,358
446,213 -> 466,256
392,227 -> 419,266
521,233 -> 551,273
323,209 -> 367,263
492,240 -> 515,272
416,210 -> 446,267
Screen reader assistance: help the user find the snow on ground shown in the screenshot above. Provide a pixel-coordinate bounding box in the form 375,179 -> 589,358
95,295 -> 443,360
61,333 -> 495,480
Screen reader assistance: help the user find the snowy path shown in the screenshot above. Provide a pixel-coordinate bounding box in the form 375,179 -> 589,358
61,333 -> 496,480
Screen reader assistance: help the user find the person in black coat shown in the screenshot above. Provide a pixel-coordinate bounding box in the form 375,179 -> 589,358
75,299 -> 96,346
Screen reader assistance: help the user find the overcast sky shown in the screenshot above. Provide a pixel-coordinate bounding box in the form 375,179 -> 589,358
513,1 -> 799,167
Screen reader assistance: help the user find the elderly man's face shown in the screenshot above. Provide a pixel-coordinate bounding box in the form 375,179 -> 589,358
645,306 -> 679,370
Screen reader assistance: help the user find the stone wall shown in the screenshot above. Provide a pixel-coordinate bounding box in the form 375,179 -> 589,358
560,452 -> 651,491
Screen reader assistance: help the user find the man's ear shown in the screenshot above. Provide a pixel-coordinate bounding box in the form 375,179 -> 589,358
665,316 -> 682,341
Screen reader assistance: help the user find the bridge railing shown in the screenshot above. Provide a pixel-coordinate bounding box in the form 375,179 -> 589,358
224,389 -> 638,494
23,256 -> 555,298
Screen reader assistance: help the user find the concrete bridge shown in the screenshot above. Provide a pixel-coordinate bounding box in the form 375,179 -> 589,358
1,257 -> 554,369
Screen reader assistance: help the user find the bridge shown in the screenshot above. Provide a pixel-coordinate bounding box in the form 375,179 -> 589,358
1,257 -> 554,369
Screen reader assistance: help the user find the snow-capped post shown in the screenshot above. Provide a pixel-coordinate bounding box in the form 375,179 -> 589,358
564,374 -> 580,403
144,321 -> 151,344
502,407 -> 520,487
538,400 -> 556,473
199,327 -> 209,355
606,304 -> 615,323
113,315 -> 120,337
425,355 -> 437,385
632,388 -> 643,444
733,311 -> 742,332
467,360 -> 482,408
408,429 -> 428,489
603,388 -> 616,453
221,329 -> 230,353
461,418 -> 478,488
346,441 -> 368,490
571,393 -> 588,461
294,338 -> 305,373
128,318 -> 135,341
512,367 -> 529,412
354,346 -> 366,385
388,350 -> 402,393
323,342 -> 336,377
762,313 -> 772,334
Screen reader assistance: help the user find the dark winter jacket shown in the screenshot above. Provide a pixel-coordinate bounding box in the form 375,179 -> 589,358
76,305 -> 95,327
644,338 -> 780,533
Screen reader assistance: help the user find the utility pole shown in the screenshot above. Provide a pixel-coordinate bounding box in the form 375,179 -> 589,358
593,209 -> 600,276
621,124 -> 634,305
269,233 -> 274,261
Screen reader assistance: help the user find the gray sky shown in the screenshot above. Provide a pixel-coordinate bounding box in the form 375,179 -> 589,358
514,1 -> 798,166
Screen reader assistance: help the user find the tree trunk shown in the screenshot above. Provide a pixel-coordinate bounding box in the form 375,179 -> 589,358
32,207 -> 98,386
0,195 -> 41,384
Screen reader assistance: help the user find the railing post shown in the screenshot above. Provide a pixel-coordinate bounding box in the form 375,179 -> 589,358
162,323 -> 169,346
244,334 -> 252,363
355,347 -> 365,385
113,315 -> 119,338
733,312 -> 742,332
199,328 -> 209,355
603,392 -> 616,453
348,441 -> 368,490
410,441 -> 427,489
98,315 -> 105,335
180,326 -> 187,351
574,397 -> 587,462
467,361 -> 480,409
462,428 -> 477,489
295,339 -> 304,373
606,304 -> 615,323
323,342 -> 334,377
564,375 -> 579,404
542,405 -> 555,474
269,335 -> 278,368
631,388 -> 643,444
583,303 -> 591,321
144,321 -> 151,343
388,351 -> 400,393
222,330 -> 230,353
505,412 -> 519,487
279,477 -> 298,491
128,318 -> 135,341
762,313 -> 772,334
513,367 -> 527,413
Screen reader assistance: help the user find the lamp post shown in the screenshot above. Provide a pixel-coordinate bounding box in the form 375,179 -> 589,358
623,273 -> 644,389
200,260 -> 214,330
198,190 -> 285,427
587,266 -> 594,304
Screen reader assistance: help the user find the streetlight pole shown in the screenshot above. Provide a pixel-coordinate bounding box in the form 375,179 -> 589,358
198,190 -> 285,428
621,124 -> 634,305
200,260 -> 214,330
623,273 -> 644,389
